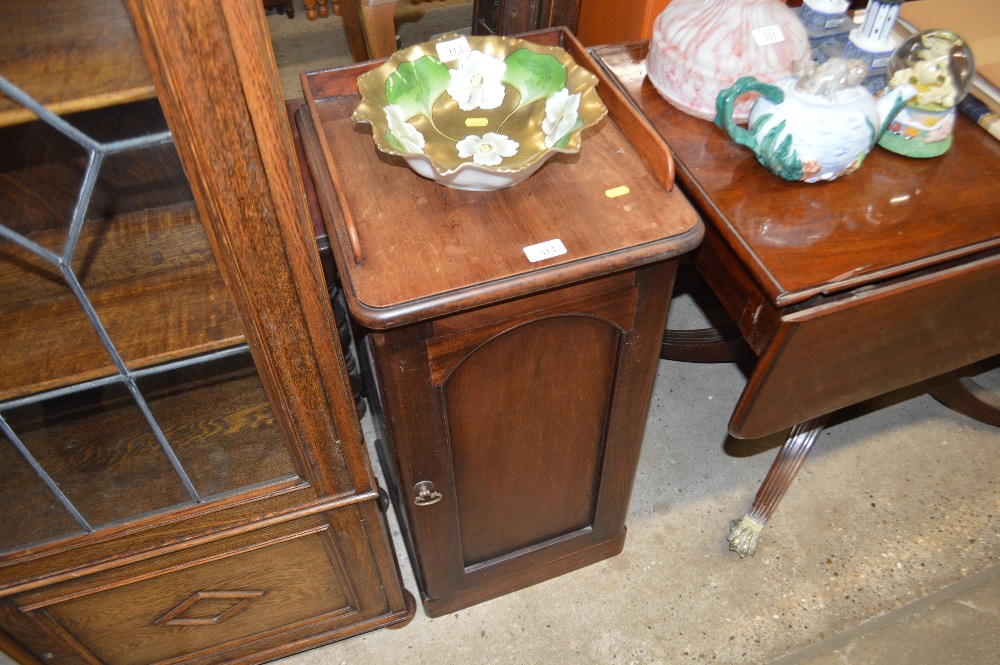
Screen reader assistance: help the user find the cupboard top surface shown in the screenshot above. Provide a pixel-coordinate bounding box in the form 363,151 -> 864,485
0,0 -> 155,127
301,41 -> 701,330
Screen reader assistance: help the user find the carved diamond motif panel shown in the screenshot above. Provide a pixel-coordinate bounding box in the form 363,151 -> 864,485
154,590 -> 265,626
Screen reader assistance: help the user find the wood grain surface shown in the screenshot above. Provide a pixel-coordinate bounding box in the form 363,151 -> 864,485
0,0 -> 155,127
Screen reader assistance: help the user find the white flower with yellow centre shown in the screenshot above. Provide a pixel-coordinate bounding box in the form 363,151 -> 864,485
541,87 -> 581,148
447,51 -> 507,111
384,104 -> 425,154
456,132 -> 519,166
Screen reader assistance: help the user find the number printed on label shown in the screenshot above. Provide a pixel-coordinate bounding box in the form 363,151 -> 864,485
523,239 -> 567,263
752,25 -> 785,46
436,36 -> 471,62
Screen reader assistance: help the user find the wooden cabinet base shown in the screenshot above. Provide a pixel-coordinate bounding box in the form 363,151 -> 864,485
419,529 -> 626,618
0,504 -> 414,664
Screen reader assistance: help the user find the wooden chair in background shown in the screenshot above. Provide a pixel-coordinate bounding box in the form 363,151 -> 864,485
263,0 -> 296,18
342,0 -> 450,61
303,0 -> 331,20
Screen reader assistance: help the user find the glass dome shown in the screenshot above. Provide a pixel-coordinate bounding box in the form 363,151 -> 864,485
886,29 -> 975,111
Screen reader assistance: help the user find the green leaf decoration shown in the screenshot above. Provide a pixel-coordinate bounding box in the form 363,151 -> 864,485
553,119 -> 584,149
385,56 -> 451,120
753,117 -> 804,181
502,49 -> 567,109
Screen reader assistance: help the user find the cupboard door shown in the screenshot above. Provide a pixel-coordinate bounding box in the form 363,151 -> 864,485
367,263 -> 675,614
444,315 -> 618,566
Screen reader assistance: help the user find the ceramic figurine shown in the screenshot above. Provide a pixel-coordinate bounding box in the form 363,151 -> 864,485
714,57 -> 916,182
794,0 -> 852,64
842,0 -> 905,93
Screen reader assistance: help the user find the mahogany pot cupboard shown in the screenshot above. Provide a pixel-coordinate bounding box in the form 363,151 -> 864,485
0,1 -> 414,663
297,28 -> 702,616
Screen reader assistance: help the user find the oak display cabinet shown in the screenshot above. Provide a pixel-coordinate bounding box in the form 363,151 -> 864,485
0,1 -> 412,663
298,28 -> 703,616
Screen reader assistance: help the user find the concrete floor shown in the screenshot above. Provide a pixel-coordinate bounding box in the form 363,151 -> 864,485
264,4 -> 999,662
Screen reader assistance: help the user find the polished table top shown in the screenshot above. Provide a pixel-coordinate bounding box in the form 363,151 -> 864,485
591,42 -> 1000,309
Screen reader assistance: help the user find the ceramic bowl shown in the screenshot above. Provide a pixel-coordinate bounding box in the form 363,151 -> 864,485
353,33 -> 607,191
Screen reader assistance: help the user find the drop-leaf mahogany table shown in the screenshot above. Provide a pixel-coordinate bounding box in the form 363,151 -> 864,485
592,41 -> 1000,557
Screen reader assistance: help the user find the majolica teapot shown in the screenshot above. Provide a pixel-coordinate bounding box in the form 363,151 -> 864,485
714,58 -> 917,182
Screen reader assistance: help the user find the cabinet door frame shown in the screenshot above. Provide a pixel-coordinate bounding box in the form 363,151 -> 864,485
124,0 -> 375,498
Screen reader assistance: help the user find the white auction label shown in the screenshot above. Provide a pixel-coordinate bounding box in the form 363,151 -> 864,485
523,239 -> 567,263
436,36 -> 471,62
752,25 -> 785,46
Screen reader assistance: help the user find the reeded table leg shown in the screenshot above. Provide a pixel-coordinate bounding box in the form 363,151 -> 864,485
729,415 -> 829,557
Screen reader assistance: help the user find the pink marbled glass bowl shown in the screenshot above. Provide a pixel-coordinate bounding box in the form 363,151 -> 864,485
645,0 -> 811,122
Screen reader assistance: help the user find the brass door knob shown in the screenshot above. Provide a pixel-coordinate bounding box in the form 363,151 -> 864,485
413,480 -> 442,506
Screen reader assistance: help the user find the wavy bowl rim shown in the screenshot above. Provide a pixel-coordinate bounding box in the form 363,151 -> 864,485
351,33 -> 608,177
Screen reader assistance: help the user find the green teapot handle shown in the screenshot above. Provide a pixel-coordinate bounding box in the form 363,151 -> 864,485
714,77 -> 786,150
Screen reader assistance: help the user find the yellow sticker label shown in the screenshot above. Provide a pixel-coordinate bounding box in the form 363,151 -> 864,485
605,186 -> 630,198
465,118 -> 489,127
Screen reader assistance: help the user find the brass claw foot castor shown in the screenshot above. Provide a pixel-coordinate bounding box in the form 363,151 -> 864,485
728,416 -> 829,557
728,515 -> 766,557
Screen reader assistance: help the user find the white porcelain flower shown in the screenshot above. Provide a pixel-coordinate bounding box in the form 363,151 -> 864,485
541,88 -> 581,148
447,51 -> 507,111
384,104 -> 425,153
456,132 -> 519,166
